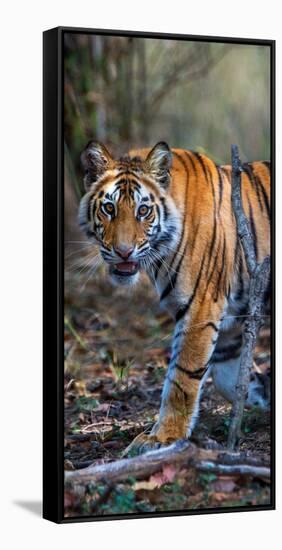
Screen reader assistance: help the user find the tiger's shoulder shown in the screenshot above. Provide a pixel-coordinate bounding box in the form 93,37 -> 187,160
128,147 -> 271,217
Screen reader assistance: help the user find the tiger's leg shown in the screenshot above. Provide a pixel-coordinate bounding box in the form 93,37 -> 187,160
210,326 -> 270,410
210,325 -> 243,405
126,297 -> 225,453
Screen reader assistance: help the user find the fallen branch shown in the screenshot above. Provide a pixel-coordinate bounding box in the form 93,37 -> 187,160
228,144 -> 270,450
65,440 -> 270,484
195,461 -> 270,479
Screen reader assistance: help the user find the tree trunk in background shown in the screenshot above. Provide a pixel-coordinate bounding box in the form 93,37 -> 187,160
137,39 -> 148,144
90,36 -> 107,142
121,38 -> 134,144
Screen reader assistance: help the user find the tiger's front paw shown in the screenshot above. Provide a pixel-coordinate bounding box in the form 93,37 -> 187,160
122,432 -> 164,457
122,418 -> 187,456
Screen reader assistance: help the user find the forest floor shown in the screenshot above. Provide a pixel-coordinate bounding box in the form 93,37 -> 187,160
64,252 -> 271,518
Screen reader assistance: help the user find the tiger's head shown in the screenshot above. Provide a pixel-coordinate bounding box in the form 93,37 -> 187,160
79,141 -> 180,286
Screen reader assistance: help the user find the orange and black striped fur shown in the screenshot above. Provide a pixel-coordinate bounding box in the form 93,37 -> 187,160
79,141 -> 270,452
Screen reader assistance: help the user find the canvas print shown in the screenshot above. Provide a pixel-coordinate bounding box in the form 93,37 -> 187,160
63,31 -> 272,519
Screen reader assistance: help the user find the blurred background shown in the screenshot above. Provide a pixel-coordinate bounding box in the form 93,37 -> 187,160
64,33 -> 270,204
64,34 -> 271,517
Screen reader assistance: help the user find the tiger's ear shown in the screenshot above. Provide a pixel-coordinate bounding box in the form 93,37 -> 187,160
81,141 -> 113,191
145,142 -> 172,190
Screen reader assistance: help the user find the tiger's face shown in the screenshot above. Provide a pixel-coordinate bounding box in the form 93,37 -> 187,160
79,141 -> 179,286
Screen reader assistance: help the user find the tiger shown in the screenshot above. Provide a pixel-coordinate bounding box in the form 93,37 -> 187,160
79,140 -> 271,453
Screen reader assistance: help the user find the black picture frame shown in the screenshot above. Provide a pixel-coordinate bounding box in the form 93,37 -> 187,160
43,26 -> 275,524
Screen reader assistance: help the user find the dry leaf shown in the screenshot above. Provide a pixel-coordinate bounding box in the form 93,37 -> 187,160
133,479 -> 159,491
133,464 -> 177,491
211,477 -> 237,493
150,464 -> 177,486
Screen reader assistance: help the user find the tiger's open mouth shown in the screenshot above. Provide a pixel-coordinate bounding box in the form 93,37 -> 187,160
112,261 -> 139,277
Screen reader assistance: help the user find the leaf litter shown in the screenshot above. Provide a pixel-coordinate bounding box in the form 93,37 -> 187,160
64,254 -> 271,517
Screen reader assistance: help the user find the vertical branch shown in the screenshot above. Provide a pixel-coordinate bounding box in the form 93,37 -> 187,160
227,145 -> 270,450
136,38 -> 148,143
90,35 -> 107,142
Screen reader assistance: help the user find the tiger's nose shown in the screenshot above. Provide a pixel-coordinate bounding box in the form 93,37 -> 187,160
114,245 -> 134,260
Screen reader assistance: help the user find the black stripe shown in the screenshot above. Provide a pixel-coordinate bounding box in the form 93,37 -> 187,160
175,364 -> 208,379
248,199 -> 258,260
190,219 -> 201,253
204,234 -> 221,297
170,350 -> 179,364
217,166 -> 224,212
114,177 -> 141,189
235,253 -> 244,301
160,196 -> 169,221
202,322 -> 219,332
155,203 -> 161,219
255,173 -> 270,221
221,166 -> 230,180
168,377 -> 190,398
186,152 -> 218,287
213,236 -> 226,302
84,228 -> 95,238
184,151 -> 197,178
174,328 -> 183,340
234,234 -> 240,267
174,364 -> 188,375
133,181 -> 141,189
212,350 -> 241,363
160,269 -> 177,301
168,151 -> 190,271
175,248 -> 207,322
212,336 -> 242,363
153,228 -> 174,248
176,303 -> 191,323
212,347 -> 242,362
87,198 -> 93,222
193,152 -> 209,184
262,161 -> 270,172
207,208 -> 217,267
189,367 -> 208,380
236,300 -> 249,318
138,241 -> 149,251
96,211 -> 104,222
154,257 -> 164,279
160,236 -> 188,301
204,163 -> 218,275
242,163 -> 263,212
216,333 -> 242,349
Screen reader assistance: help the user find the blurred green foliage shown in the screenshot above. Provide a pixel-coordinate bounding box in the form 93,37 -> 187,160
64,33 -> 270,200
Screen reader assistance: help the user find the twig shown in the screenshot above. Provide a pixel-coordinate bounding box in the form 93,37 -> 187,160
64,315 -> 88,350
65,440 -> 270,484
227,145 -> 270,449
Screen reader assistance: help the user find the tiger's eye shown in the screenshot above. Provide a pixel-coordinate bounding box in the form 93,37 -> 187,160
138,204 -> 150,217
103,202 -> 114,215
